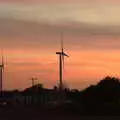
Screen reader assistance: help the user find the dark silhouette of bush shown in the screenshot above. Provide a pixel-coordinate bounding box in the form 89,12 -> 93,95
82,76 -> 120,111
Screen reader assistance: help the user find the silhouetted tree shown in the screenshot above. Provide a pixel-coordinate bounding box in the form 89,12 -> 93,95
82,76 -> 120,111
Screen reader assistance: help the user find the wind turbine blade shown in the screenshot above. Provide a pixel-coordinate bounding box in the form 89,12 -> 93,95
0,49 -> 4,67
61,31 -> 64,53
62,52 -> 69,57
2,50 -> 4,72
62,55 -> 64,69
2,53 -> 4,68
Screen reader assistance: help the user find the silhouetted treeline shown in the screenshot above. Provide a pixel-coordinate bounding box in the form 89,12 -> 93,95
2,76 -> 120,115
82,76 -> 120,104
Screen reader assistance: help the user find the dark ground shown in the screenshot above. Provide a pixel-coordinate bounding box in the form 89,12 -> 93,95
1,105 -> 120,120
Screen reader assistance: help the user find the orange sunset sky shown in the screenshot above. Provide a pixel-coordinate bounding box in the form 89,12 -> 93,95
1,0 -> 120,90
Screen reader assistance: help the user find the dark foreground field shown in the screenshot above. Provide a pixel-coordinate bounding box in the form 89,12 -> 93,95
1,104 -> 120,120
0,106 -> 84,120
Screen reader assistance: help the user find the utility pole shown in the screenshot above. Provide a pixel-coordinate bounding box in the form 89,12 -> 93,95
31,77 -> 37,105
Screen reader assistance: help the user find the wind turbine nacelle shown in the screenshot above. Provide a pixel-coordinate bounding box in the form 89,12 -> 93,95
56,52 -> 69,57
62,52 -> 69,57
0,65 -> 3,68
56,52 -> 61,55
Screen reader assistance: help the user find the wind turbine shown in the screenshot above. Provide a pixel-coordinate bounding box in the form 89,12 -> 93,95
56,31 -> 69,93
0,50 -> 4,95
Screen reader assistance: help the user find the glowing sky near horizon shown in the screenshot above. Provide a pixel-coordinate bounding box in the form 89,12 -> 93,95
1,0 -> 120,90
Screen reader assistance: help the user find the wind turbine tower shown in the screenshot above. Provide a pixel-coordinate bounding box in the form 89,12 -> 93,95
0,51 -> 4,95
56,32 -> 69,93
